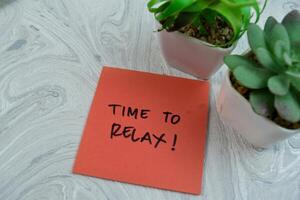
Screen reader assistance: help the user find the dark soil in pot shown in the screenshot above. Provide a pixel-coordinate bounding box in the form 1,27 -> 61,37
179,15 -> 234,48
230,73 -> 300,130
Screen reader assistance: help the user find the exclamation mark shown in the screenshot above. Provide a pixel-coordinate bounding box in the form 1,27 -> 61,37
171,134 -> 177,151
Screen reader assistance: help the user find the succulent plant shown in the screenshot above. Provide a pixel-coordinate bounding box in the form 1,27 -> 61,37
224,10 -> 300,124
147,0 -> 266,47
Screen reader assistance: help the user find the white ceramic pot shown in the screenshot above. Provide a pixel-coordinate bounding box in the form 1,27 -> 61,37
158,30 -> 235,79
217,70 -> 300,148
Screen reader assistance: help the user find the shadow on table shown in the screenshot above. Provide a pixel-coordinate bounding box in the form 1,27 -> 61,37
0,0 -> 17,9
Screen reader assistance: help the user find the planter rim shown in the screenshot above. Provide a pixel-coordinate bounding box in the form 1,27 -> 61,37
155,22 -> 236,52
224,68 -> 300,133
168,31 -> 235,52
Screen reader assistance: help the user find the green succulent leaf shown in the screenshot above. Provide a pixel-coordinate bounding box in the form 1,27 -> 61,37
287,63 -> 300,92
274,90 -> 300,123
233,65 -> 273,89
286,66 -> 300,78
264,16 -> 278,36
247,23 -> 267,51
291,42 -> 300,61
255,47 -> 284,72
273,40 -> 288,65
283,52 -> 293,66
289,77 -> 300,92
268,75 -> 290,96
222,10 -> 300,124
269,24 -> 290,53
282,10 -> 300,44
224,54 -> 259,71
249,90 -> 275,117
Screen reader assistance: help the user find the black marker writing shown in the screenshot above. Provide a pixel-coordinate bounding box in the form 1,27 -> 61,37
163,111 -> 181,124
108,104 -> 150,119
110,123 -> 168,149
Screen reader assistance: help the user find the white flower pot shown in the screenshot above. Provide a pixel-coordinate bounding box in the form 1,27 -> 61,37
158,30 -> 235,79
217,70 -> 300,148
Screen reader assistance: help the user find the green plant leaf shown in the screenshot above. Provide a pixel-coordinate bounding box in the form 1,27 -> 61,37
268,75 -> 290,96
169,12 -> 199,31
220,0 -> 262,24
286,66 -> 300,78
206,2 -> 245,44
291,42 -> 300,61
192,17 -> 206,33
283,52 -> 293,66
282,10 -> 300,44
287,63 -> 300,92
264,16 -> 278,36
147,0 -> 263,46
147,0 -> 170,13
182,1 -> 210,12
161,15 -> 176,30
156,0 -> 195,21
269,24 -> 290,53
239,5 -> 251,22
275,91 -> 300,123
233,65 -> 273,89
249,90 -> 275,117
255,47 -> 284,72
289,77 -> 300,92
247,23 -> 267,51
272,40 -> 287,65
224,54 -> 258,71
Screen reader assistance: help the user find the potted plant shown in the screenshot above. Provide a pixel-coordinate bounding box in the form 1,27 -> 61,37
147,0 -> 266,79
217,10 -> 300,148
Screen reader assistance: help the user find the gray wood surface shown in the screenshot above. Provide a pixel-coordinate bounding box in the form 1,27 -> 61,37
0,0 -> 300,199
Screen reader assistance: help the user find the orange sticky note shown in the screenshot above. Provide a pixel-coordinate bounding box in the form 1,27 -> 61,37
73,67 -> 210,195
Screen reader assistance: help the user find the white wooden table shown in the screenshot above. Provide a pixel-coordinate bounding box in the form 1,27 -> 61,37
0,0 -> 300,199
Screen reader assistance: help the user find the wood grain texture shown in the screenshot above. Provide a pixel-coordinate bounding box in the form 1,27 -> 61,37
0,0 -> 300,199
